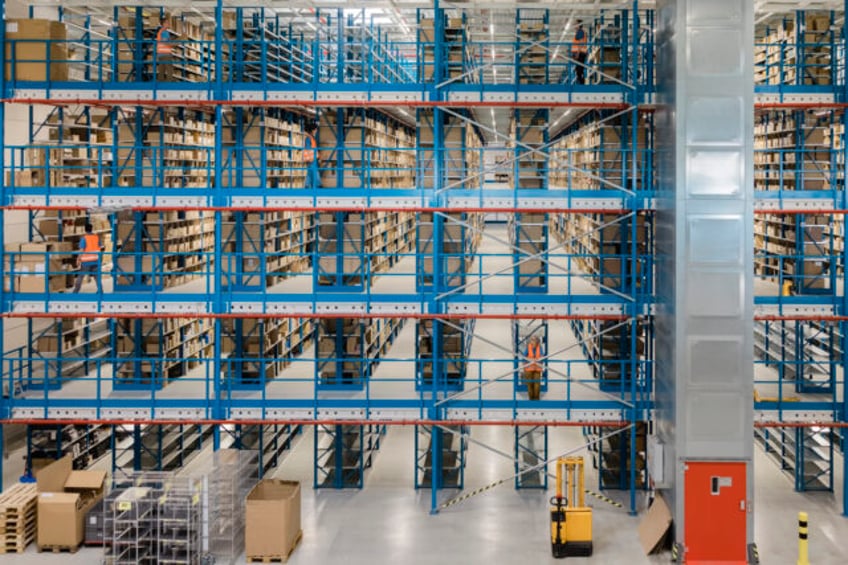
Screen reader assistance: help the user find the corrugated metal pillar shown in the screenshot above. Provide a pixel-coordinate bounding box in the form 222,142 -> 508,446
655,0 -> 754,560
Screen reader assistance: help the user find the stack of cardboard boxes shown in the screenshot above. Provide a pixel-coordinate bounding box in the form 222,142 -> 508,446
4,19 -> 68,82
36,455 -> 106,551
4,241 -> 72,293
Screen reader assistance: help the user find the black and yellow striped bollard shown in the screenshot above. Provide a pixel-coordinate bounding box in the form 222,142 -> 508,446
797,511 -> 809,565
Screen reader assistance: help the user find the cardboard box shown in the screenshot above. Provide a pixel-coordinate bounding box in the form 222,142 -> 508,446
36,455 -> 106,549
245,480 -> 301,559
5,19 -> 68,81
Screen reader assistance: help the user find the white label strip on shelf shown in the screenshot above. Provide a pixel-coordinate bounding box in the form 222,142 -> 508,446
370,91 -> 423,102
11,195 -> 47,206
265,303 -> 314,315
100,408 -> 151,420
46,301 -> 93,313
101,301 -> 153,314
103,89 -> 154,101
370,302 -> 422,315
369,196 -> 421,209
13,88 -> 46,99
481,92 -> 515,103
571,303 -> 626,316
156,90 -> 209,102
157,302 -> 206,314
231,302 -> 264,314
12,301 -> 46,313
264,91 -> 308,102
100,196 -> 153,207
316,91 -> 367,102
753,198 -> 836,211
48,195 -> 98,208
264,196 -> 313,208
754,304 -> 834,317
49,89 -> 99,100
571,92 -> 625,104
315,302 -> 367,314
154,408 -> 207,419
369,409 -> 422,421
314,197 -> 367,209
446,91 -> 480,102
156,196 -> 208,208
755,410 -> 834,423
316,408 -> 367,420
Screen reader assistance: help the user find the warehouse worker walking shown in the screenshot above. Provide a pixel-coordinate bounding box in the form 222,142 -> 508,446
155,17 -> 174,81
572,20 -> 588,85
73,223 -> 103,293
524,335 -> 544,401
303,122 -> 321,189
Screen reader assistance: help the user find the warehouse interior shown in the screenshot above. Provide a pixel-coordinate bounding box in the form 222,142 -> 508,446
1,0 -> 848,563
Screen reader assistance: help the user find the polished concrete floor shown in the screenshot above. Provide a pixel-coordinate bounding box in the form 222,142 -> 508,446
3,424 -> 848,564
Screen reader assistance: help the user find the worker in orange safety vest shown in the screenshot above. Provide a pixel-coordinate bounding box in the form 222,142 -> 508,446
155,17 -> 174,81
303,121 -> 321,189
73,223 -> 103,293
524,335 -> 544,401
571,20 -> 588,85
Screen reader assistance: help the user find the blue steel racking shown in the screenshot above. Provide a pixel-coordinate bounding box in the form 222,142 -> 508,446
0,1 -> 844,517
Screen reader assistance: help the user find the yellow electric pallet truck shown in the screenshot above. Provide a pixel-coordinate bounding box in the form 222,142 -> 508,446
550,456 -> 593,558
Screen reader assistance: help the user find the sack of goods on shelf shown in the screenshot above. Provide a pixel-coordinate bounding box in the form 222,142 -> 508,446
0,483 -> 38,554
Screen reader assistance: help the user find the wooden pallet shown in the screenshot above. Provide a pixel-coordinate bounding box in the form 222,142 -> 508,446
246,530 -> 303,563
0,528 -> 36,553
0,483 -> 37,551
37,544 -> 80,554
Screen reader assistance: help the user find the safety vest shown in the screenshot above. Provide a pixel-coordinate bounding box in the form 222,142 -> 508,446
80,234 -> 100,263
156,26 -> 173,55
526,342 -> 542,371
572,29 -> 587,55
303,133 -> 317,163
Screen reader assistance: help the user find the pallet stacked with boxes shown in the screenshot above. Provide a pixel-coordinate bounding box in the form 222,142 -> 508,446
754,13 -> 832,86
114,318 -> 214,389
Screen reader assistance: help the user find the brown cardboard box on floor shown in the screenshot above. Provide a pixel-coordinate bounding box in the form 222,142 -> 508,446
245,479 -> 301,558
36,455 -> 107,549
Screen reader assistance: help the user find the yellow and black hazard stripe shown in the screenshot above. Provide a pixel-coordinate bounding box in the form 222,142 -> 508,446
583,488 -> 624,509
440,477 -> 512,510
671,543 -> 680,562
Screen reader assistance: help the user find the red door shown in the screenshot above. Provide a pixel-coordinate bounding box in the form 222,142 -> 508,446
684,461 -> 747,564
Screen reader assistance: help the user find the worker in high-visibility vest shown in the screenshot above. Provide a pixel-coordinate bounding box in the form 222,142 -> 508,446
524,335 -> 544,401
155,17 -> 173,81
571,20 -> 588,85
303,122 -> 321,189
73,223 -> 103,293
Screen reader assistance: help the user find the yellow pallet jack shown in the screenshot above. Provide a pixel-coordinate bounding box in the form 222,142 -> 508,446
550,456 -> 593,558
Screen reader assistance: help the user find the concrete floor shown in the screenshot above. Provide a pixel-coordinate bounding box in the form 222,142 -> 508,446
4,223 -> 848,563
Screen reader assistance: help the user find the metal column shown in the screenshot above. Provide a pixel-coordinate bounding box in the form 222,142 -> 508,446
655,0 -> 754,560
